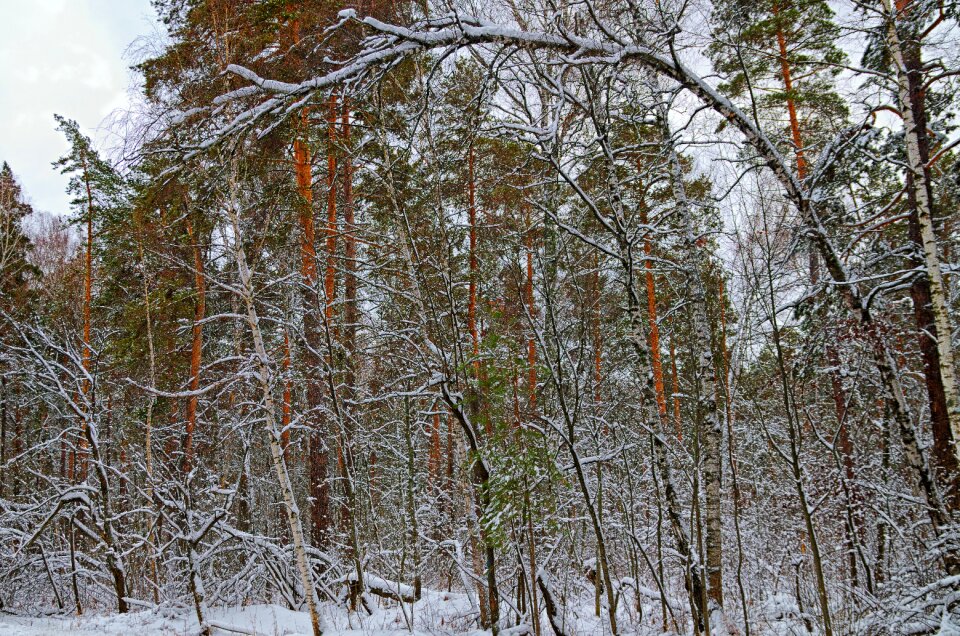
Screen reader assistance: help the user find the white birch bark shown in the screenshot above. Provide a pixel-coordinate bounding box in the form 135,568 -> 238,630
659,108 -> 725,615
225,168 -> 325,636
880,0 -> 960,466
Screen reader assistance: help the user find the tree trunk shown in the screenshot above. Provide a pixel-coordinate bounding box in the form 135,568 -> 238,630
281,330 -> 292,459
226,174 -> 324,636
660,113 -> 724,613
827,345 -> 865,587
309,93 -> 339,546
136,232 -> 160,603
536,571 -> 569,636
325,94 -> 338,336
882,0 -> 960,482
429,410 -> 442,483
77,155 -> 95,481
76,390 -> 128,614
183,216 -> 205,473
908,209 -> 960,505
526,215 -> 537,412
523,211 -> 541,636
465,143 -> 498,630
69,518 -> 82,615
339,101 -> 366,609
639,204 -> 667,420
293,97 -> 331,547
653,432 -> 707,632
185,514 -> 212,636
669,331 -> 682,440
441,389 -> 501,634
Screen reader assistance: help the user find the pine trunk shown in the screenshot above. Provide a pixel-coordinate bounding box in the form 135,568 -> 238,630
183,217 -> 205,473
76,156 -> 95,481
639,204 -> 667,419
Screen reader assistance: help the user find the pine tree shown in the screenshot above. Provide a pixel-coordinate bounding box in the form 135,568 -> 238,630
0,162 -> 35,500
0,163 -> 35,305
709,0 -> 848,174
54,115 -> 125,480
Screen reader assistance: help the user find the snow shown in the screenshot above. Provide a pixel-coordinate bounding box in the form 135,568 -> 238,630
0,592 -> 489,635
0,584 -> 639,635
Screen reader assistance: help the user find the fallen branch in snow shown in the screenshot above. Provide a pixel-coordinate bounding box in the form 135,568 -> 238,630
207,620 -> 256,635
536,570 -> 569,636
618,576 -> 682,611
121,597 -> 158,611
342,572 -> 421,603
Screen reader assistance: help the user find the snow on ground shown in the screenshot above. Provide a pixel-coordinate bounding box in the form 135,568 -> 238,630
0,590 -> 515,636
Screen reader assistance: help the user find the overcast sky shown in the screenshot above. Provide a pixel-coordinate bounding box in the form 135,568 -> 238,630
0,0 -> 157,215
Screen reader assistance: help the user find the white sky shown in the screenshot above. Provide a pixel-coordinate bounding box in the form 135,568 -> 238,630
0,0 -> 157,215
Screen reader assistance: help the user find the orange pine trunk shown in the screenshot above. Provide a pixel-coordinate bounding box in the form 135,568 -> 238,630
522,217 -> 542,633
307,92 -> 339,544
340,100 -> 360,541
775,8 -> 861,572
289,64 -> 317,497
640,205 -> 668,419
446,414 -> 455,485
773,3 -> 808,182
294,110 -> 317,284
76,155 -> 95,480
288,25 -> 328,540
183,217 -> 205,473
325,94 -> 338,328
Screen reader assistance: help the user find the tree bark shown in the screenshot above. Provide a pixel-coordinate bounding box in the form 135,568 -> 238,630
226,172 -> 324,636
136,229 -> 161,603
660,112 -> 724,613
639,204 -> 667,419
882,0 -> 960,482
183,216 -> 205,473
281,330 -> 292,459
338,101 -> 366,609
293,99 -> 331,547
76,154 -> 95,481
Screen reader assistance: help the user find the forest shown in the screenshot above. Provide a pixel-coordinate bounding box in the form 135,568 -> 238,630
0,0 -> 959,634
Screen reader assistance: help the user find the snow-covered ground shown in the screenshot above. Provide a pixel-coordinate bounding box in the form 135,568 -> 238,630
0,592 -> 827,636
0,591 -> 541,635
0,587 -> 851,635
0,606 -> 314,636
0,603 -> 454,635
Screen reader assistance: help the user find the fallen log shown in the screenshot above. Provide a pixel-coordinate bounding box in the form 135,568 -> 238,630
343,572 -> 420,603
